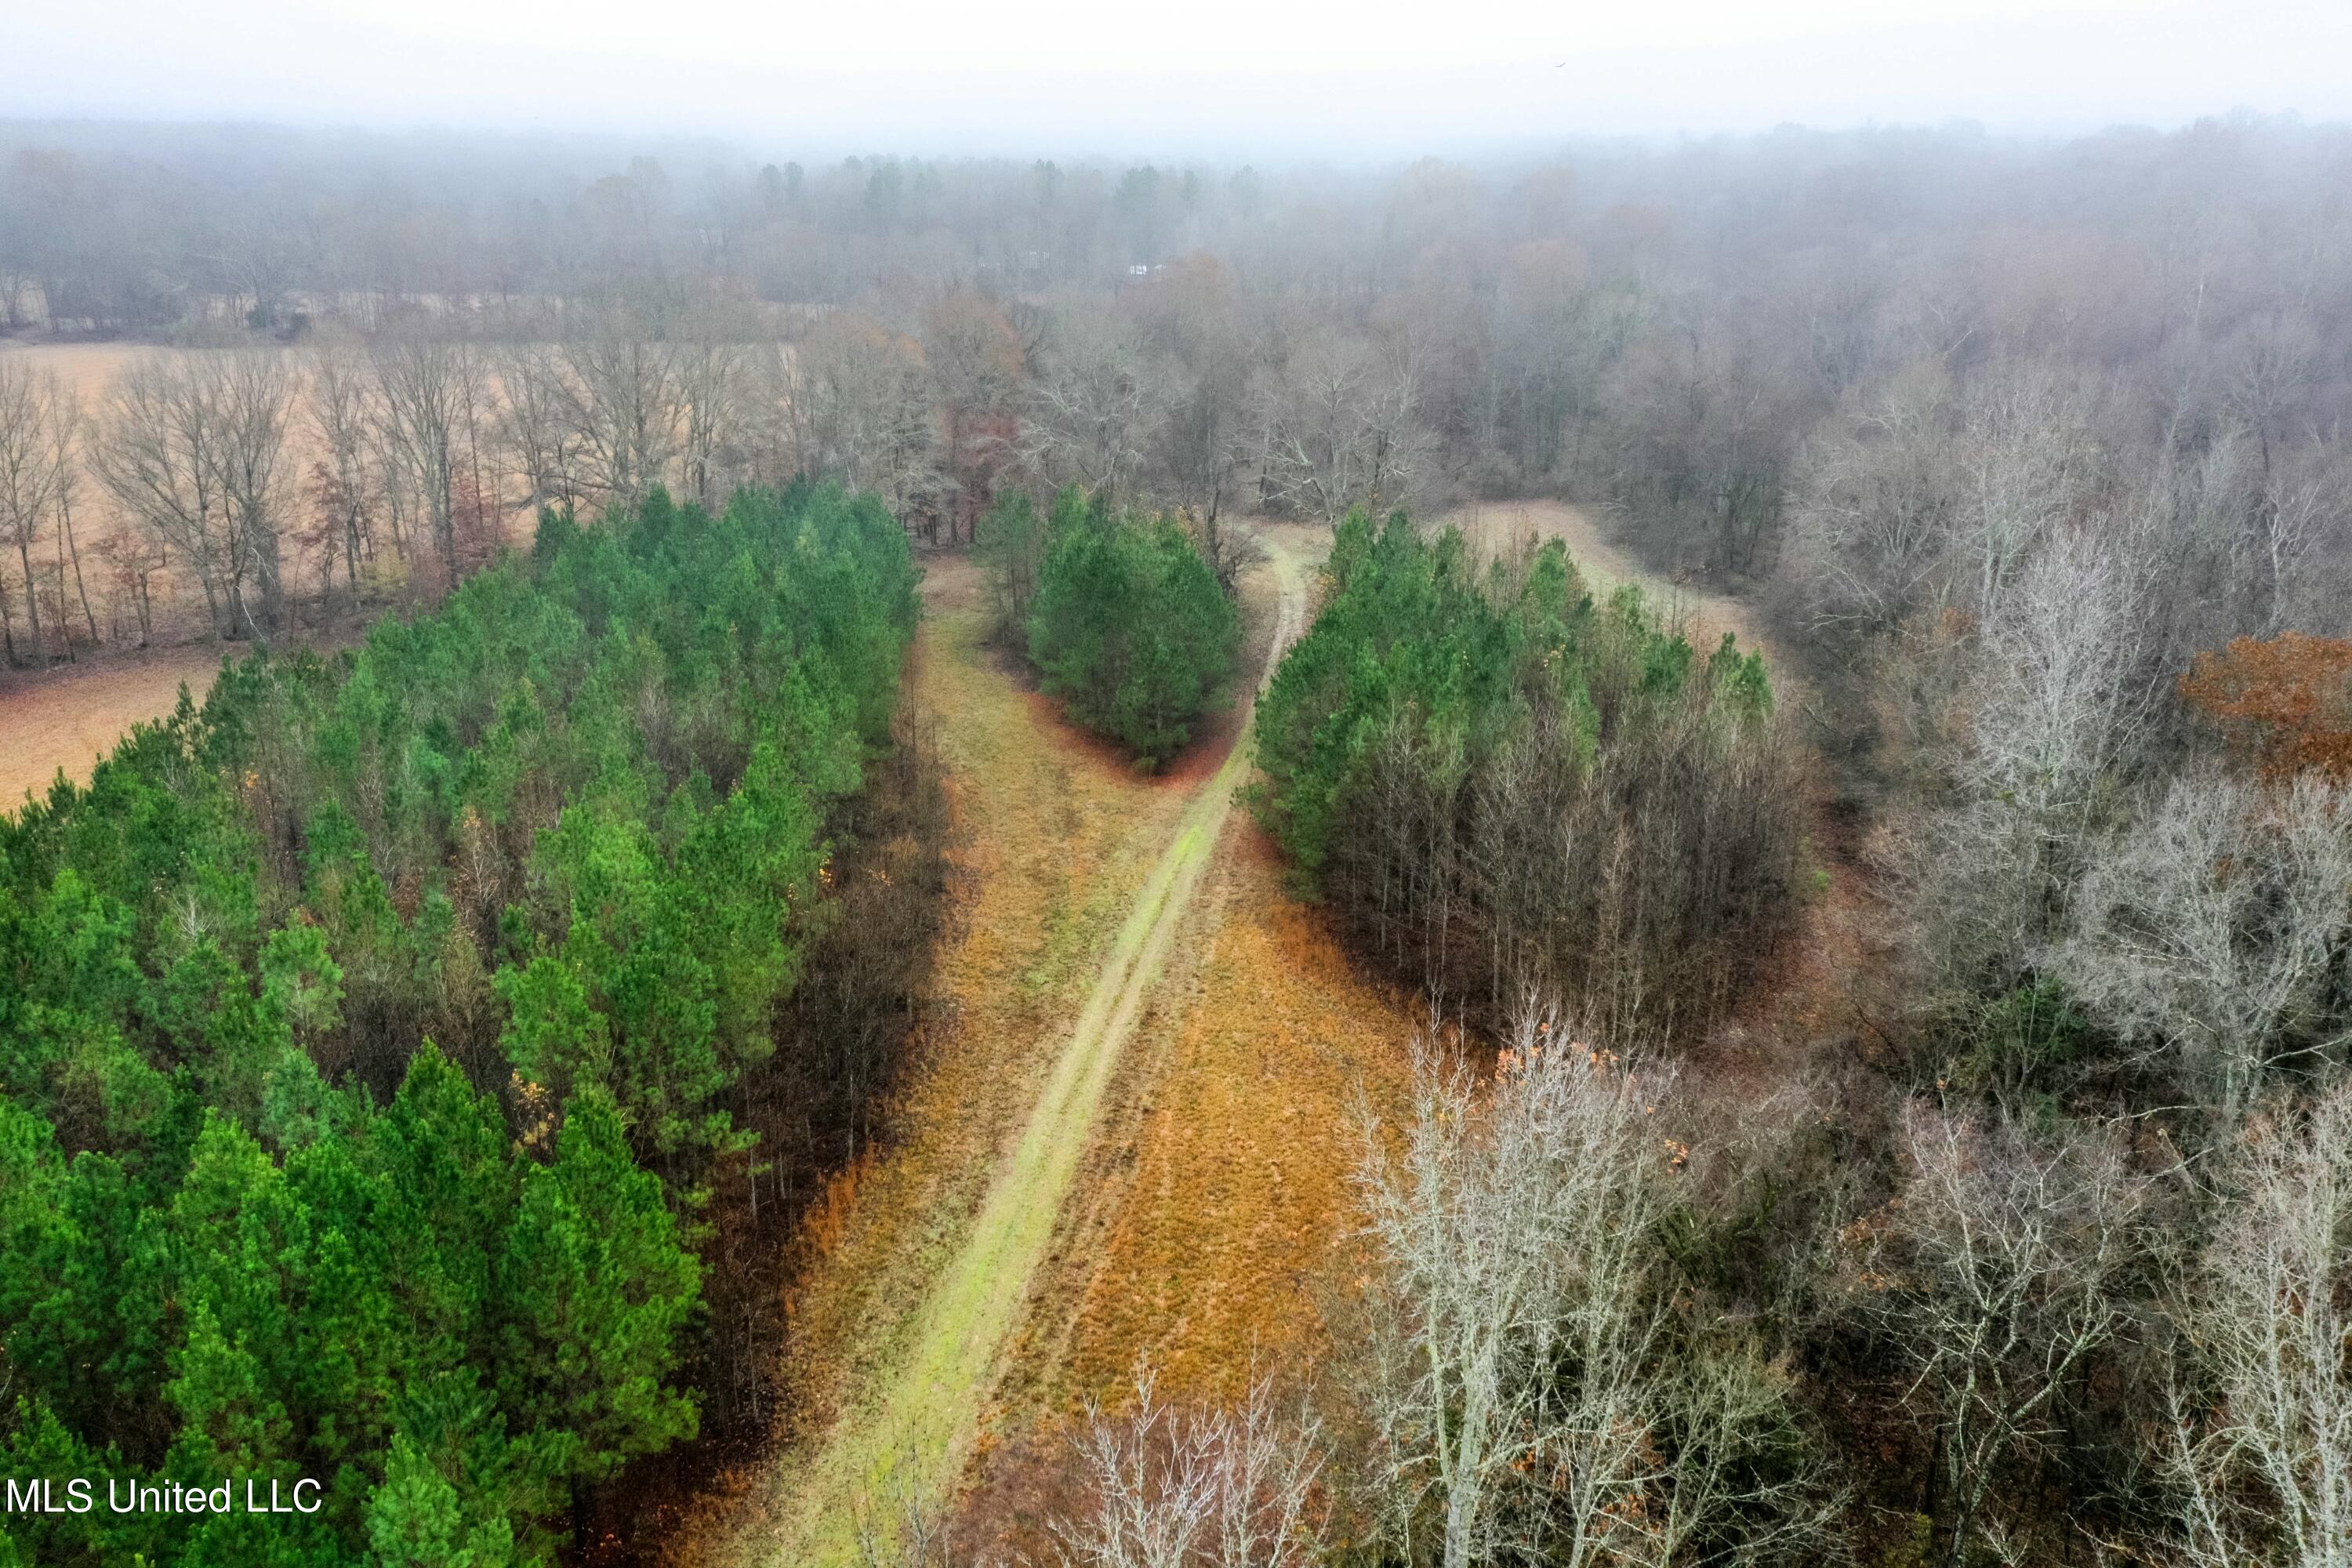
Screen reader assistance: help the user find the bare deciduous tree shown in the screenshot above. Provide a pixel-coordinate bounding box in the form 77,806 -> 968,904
1907,530 -> 2157,996
1049,1365 -> 1326,1568
564,301 -> 684,509
89,351 -> 298,641
492,339 -> 586,514
207,202 -> 317,333
2158,1081 -> 2352,1568
1782,358 -> 1958,638
0,354 -> 65,662
1359,1006 -> 1834,1568
1138,254 -> 1254,527
925,287 -> 1025,542
800,308 -> 939,526
1947,360 -> 2103,628
1254,334 -> 1432,524
310,337 -> 387,594
675,305 -> 753,510
210,348 -> 298,636
735,340 -> 804,492
851,1446 -> 979,1568
45,372 -> 99,648
91,353 -> 238,638
1861,1102 -> 2147,1568
372,330 -> 479,583
1024,307 -> 1167,508
2060,771 -> 2352,1113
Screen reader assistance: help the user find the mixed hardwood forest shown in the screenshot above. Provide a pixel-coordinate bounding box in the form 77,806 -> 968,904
2,113 -> 2352,1568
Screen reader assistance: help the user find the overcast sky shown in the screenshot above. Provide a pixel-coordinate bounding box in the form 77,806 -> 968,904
15,0 -> 2352,156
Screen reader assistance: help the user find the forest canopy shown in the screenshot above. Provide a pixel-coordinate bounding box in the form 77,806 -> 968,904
1011,486 -> 1241,768
0,482 -> 920,1566
1253,511 -> 1797,1041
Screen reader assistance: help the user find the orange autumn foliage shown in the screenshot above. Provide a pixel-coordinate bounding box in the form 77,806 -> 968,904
2180,632 -> 2352,779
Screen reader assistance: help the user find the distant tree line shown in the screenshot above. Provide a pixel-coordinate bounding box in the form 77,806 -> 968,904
5,117 -> 2349,680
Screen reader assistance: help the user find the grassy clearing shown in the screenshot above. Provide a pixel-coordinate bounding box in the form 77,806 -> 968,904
927,528 -> 1427,1560
764,544 -> 1302,1563
984,525 -> 1431,1414
688,544 -> 1304,1565
1049,823 -> 1423,1407
1434,499 -> 1765,655
680,595 -> 1184,1562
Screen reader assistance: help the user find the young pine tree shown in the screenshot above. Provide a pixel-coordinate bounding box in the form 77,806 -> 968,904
499,1086 -> 699,1541
1024,488 -> 1240,766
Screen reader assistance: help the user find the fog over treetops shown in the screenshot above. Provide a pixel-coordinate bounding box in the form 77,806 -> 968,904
13,0 -> 2352,151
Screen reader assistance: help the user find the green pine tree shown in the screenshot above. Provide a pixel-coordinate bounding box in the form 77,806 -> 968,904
500,1087 -> 699,1508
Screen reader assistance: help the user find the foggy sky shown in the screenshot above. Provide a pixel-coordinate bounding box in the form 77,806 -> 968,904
15,0 -> 2352,156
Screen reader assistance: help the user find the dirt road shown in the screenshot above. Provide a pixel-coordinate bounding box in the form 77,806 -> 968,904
1436,498 -> 1770,655
717,542 -> 1308,1564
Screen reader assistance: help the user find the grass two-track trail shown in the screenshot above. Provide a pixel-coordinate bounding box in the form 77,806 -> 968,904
704,539 -> 1306,1566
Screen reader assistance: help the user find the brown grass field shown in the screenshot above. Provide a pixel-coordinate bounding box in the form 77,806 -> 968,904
0,645 -> 226,811
1436,497 -> 1765,655
1015,522 -> 1423,1413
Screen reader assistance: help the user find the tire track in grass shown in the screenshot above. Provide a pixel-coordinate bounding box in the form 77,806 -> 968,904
767,541 -> 1307,1565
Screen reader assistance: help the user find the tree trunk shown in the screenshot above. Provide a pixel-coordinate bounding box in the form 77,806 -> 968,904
16,536 -> 42,665
60,496 -> 98,645
48,542 -> 72,662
